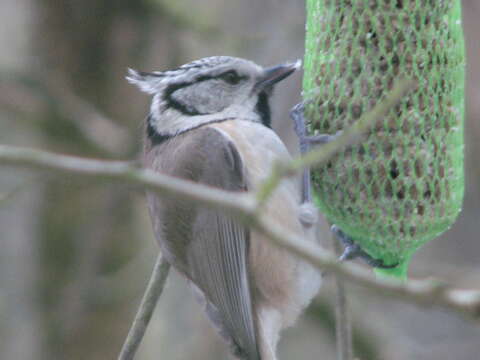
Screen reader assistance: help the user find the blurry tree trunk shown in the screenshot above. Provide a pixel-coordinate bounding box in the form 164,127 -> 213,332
0,172 -> 45,360
28,1 -> 181,359
0,0 -> 44,358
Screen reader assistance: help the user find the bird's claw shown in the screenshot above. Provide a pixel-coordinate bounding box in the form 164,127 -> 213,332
331,225 -> 399,269
290,101 -> 342,204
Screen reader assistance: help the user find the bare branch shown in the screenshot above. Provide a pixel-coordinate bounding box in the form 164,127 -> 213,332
118,254 -> 170,360
255,215 -> 480,320
0,145 -> 255,215
1,144 -> 480,321
331,234 -> 353,360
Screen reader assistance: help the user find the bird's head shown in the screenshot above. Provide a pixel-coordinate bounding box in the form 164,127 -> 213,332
127,56 -> 300,138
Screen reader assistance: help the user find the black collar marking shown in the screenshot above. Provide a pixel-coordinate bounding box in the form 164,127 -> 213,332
147,120 -> 172,146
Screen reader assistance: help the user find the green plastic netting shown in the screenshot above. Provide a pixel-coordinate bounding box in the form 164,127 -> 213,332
303,0 -> 465,278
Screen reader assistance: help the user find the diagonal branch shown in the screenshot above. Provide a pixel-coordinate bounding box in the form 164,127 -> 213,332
118,254 -> 170,360
256,78 -> 416,205
1,144 -> 480,321
331,233 -> 353,360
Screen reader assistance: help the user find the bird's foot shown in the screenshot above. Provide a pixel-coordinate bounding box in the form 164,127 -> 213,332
331,225 -> 399,269
290,101 -> 343,146
306,131 -> 343,145
290,102 -> 342,204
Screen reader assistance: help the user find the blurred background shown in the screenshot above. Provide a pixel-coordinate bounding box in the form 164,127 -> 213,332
0,1 -> 479,359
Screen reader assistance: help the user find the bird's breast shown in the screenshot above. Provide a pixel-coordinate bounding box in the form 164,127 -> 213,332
207,120 -> 294,189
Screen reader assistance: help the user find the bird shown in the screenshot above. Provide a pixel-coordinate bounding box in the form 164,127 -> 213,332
127,56 -> 322,360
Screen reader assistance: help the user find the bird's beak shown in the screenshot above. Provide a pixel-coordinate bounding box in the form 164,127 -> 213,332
254,59 -> 301,92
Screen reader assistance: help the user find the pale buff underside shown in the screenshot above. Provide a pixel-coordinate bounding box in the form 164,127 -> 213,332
208,121 -> 322,330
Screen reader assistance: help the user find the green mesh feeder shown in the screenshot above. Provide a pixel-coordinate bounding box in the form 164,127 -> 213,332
303,0 -> 465,278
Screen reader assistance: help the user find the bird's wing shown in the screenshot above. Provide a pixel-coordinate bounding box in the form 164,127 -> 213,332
189,203 -> 258,360
146,126 -> 259,360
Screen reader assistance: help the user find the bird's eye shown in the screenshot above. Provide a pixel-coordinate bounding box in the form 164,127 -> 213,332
219,70 -> 243,85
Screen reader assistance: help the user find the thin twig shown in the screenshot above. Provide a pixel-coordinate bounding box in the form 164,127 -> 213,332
331,233 -> 353,360
1,145 -> 480,321
118,254 -> 170,360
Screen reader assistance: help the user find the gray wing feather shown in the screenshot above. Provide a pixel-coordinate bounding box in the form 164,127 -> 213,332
147,127 -> 259,360
189,210 -> 258,360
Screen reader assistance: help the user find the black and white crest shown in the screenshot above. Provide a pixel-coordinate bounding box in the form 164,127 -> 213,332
127,56 -> 300,140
